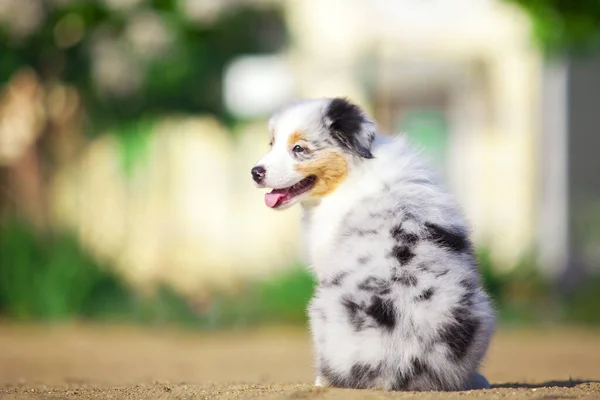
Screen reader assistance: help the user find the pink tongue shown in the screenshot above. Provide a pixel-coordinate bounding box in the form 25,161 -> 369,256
265,190 -> 287,208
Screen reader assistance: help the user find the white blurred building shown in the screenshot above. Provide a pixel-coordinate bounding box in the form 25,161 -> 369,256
50,0 -> 592,294
277,0 -> 543,270
276,0 -> 600,280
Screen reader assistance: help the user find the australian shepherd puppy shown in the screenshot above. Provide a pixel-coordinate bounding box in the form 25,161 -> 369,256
251,98 -> 495,391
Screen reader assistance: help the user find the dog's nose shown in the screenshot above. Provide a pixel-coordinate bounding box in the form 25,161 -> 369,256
251,165 -> 266,183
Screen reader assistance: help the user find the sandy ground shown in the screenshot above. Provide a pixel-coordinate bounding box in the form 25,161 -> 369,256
0,324 -> 598,399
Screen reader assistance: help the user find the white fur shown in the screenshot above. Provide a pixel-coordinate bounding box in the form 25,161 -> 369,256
305,135 -> 494,390
255,98 -> 496,391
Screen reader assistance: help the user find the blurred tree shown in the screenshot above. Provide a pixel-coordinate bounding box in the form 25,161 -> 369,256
505,0 -> 600,54
0,0 -> 287,129
0,0 -> 287,227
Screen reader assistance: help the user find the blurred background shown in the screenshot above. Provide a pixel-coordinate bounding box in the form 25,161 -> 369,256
1,0 -> 600,333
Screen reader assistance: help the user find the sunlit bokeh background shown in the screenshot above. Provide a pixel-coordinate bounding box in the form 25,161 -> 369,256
1,0 -> 600,331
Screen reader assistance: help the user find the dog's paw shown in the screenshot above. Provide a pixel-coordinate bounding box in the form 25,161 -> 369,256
314,376 -> 328,387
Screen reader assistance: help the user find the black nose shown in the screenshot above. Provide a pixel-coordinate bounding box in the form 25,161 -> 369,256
251,165 -> 266,183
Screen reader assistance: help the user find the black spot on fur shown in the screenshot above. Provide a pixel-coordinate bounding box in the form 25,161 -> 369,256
320,359 -> 345,388
343,295 -> 396,331
417,262 -> 430,272
403,211 -> 417,221
389,245 -> 415,265
392,271 -> 418,287
357,255 -> 371,265
425,223 -> 470,253
321,271 -> 348,287
321,360 -> 382,389
358,276 -> 391,295
365,296 -> 396,330
415,287 -> 435,302
331,271 -> 348,286
459,291 -> 475,307
459,279 -> 477,306
391,372 -> 410,391
460,278 -> 477,292
349,363 -> 382,388
434,269 -> 450,278
410,360 -> 446,390
393,351 -> 447,391
390,225 -> 419,245
391,358 -> 446,391
342,297 -> 366,331
324,98 -> 374,159
411,357 -> 429,375
439,308 -> 480,360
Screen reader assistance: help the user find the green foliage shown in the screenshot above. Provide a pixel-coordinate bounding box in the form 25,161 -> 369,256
0,218 -> 121,319
0,218 -> 202,324
253,267 -> 316,325
0,217 -> 313,328
1,217 -> 599,328
504,0 -> 600,54
563,275 -> 600,325
181,268 -> 316,329
478,249 -> 555,325
0,1 -> 287,130
476,248 -> 506,307
115,119 -> 155,178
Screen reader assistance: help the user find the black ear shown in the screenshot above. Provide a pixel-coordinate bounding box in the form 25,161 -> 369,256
324,98 -> 375,159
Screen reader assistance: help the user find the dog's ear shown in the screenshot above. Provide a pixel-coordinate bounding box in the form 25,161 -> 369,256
323,98 -> 375,159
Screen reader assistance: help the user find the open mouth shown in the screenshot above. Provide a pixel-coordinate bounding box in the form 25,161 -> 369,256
264,176 -> 317,208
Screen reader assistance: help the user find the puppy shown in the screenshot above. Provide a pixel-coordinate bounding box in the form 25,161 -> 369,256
251,98 -> 495,391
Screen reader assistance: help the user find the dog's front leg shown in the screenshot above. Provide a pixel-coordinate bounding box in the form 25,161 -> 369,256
308,297 -> 330,388
314,375 -> 329,387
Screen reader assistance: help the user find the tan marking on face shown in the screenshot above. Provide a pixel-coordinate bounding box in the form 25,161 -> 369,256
287,131 -> 304,148
295,151 -> 348,197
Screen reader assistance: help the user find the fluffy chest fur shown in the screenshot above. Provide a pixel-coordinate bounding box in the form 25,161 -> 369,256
302,135 -> 449,281
301,164 -> 381,281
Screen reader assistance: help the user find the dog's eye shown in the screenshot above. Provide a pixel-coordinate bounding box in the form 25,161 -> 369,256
292,145 -> 305,153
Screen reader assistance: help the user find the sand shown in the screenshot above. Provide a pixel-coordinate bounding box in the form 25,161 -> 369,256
0,324 -> 598,399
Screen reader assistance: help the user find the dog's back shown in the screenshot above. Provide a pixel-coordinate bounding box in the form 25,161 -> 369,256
305,135 -> 495,391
